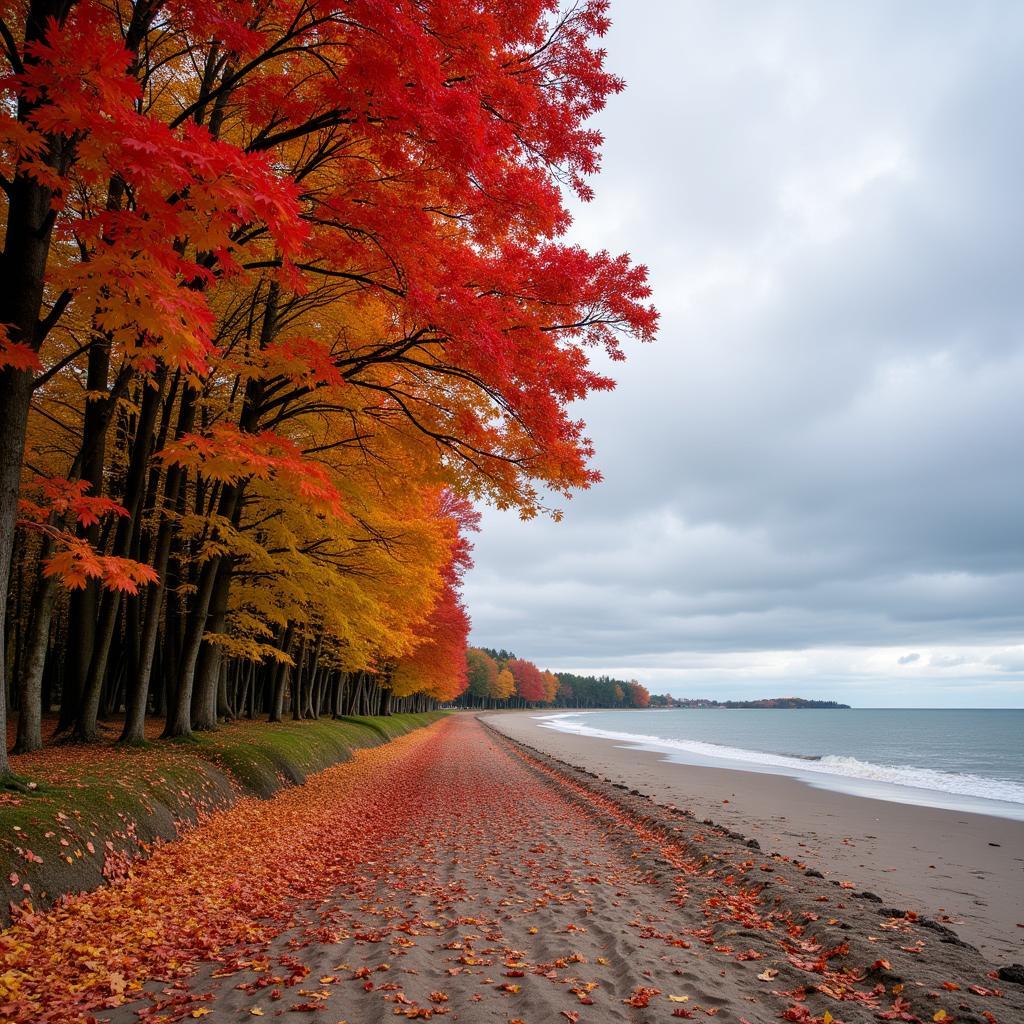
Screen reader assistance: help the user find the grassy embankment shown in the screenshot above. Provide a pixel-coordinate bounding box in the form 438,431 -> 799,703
0,712 -> 447,922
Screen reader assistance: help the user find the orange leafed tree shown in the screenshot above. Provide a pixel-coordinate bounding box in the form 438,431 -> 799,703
0,0 -> 655,768
543,670 -> 560,704
627,680 -> 651,708
494,669 -> 516,703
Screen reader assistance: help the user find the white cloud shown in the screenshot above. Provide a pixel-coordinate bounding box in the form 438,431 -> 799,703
465,1 -> 1024,707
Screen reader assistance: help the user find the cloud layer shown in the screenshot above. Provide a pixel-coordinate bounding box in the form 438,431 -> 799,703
464,1 -> 1024,706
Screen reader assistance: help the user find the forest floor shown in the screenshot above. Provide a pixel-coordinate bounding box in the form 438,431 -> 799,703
1,714 -> 1021,1024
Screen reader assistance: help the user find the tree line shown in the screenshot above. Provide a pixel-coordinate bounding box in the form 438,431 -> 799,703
461,649 -> 651,709
0,0 -> 656,773
648,695 -> 851,709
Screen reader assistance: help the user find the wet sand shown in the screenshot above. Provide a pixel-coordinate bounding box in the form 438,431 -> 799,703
483,710 -> 1024,963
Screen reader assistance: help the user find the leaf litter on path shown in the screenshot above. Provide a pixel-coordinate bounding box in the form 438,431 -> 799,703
1,717 -> 1020,1024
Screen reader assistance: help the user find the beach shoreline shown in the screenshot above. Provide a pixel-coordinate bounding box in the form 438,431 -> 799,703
482,710 -> 1024,963
13,715 -> 1023,1023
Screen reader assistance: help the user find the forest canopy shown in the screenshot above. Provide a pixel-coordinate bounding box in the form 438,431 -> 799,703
0,0 -> 656,771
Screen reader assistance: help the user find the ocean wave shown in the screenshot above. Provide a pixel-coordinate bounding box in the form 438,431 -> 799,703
536,714 -> 1024,806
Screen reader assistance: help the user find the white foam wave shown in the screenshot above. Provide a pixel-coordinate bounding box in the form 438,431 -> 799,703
536,714 -> 1024,806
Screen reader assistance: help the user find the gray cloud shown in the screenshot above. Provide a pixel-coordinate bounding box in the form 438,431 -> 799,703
465,1 -> 1024,706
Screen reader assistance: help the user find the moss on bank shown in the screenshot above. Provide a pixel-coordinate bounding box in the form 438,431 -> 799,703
0,712 -> 447,923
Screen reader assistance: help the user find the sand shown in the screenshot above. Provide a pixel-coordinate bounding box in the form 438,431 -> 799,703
483,711 -> 1024,963
83,714 -> 1023,1024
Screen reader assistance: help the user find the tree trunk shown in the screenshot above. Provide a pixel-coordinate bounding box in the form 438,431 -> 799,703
121,385 -> 198,743
191,555 -> 233,730
332,672 -> 347,718
348,672 -> 364,717
0,0 -> 83,773
291,632 -> 308,721
0,369 -> 38,771
60,324 -> 122,734
76,371 -> 162,741
249,662 -> 258,719
269,623 -> 294,723
164,554 -> 219,738
12,565 -> 58,754
304,634 -> 322,718
216,658 -> 232,720
167,473 -> 243,739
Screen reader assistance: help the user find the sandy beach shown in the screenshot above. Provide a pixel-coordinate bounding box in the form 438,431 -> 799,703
9,714 -> 1023,1023
483,711 -> 1024,964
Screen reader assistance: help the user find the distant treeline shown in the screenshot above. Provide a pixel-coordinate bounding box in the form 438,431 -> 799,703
459,649 -> 651,709
648,695 -> 850,709
458,649 -> 849,711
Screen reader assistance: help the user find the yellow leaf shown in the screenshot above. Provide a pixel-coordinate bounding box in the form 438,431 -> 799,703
191,1011 -> 211,1019
249,1010 -> 264,1017
668,995 -> 690,1002
823,1013 -> 833,1024
933,1013 -> 948,1023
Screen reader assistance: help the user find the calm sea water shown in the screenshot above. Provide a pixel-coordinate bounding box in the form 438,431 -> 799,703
538,708 -> 1024,819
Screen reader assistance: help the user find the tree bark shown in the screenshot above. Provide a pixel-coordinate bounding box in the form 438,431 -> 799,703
12,563 -> 58,754
164,552 -> 219,738
121,385 -> 197,743
75,373 -> 163,740
191,554 -> 234,730
269,622 -> 294,723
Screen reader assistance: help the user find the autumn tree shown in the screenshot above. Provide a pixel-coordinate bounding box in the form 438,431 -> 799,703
627,680 -> 651,708
0,0 -> 656,765
461,660 -> 651,710
542,670 -> 560,704
390,493 -> 476,710
467,649 -> 500,708
0,0 -> 305,755
509,659 -> 546,706
493,668 -> 516,703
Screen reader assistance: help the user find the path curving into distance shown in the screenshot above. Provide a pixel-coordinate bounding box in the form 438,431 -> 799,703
2,716 -> 1019,1023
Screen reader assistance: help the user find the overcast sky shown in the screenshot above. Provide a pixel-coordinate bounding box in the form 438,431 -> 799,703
464,1 -> 1024,708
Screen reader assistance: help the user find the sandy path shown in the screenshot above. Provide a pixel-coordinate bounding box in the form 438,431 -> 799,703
106,716 -> 742,1023
8,715 -> 1022,1023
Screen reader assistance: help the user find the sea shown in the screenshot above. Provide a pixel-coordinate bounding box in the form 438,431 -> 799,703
537,708 -> 1024,820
